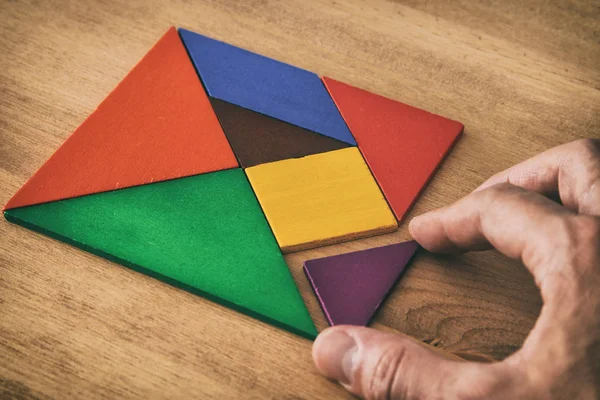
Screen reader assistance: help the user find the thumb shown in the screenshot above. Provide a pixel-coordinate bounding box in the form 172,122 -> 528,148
312,326 -> 512,400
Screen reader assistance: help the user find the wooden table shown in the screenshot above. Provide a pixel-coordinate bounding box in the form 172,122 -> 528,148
1,0 -> 598,398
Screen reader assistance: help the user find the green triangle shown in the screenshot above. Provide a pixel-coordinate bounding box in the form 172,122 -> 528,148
4,168 -> 317,339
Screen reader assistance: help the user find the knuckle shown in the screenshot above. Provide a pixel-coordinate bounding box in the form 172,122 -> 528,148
571,138 -> 600,160
568,138 -> 600,182
551,214 -> 579,241
543,215 -> 600,294
573,215 -> 600,240
560,139 -> 600,212
478,182 -> 536,213
478,182 -> 519,207
483,182 -> 516,194
552,215 -> 600,258
571,216 -> 600,261
544,215 -> 583,258
526,215 -> 577,272
365,345 -> 409,400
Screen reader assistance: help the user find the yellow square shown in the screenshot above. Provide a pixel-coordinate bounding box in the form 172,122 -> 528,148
245,147 -> 398,253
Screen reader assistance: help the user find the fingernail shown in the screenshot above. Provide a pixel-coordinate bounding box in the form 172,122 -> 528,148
313,330 -> 357,385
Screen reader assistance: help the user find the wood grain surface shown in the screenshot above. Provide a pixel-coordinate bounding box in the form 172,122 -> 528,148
0,0 -> 598,398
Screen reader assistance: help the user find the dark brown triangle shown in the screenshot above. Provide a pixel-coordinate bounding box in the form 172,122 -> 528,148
209,98 -> 351,168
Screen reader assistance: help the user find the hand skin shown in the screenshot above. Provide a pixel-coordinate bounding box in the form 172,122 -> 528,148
312,138 -> 600,400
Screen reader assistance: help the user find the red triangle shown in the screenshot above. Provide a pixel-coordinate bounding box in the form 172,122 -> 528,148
303,241 -> 419,326
322,77 -> 463,221
4,28 -> 237,211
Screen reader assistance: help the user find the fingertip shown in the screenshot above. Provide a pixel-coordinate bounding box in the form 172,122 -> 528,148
410,210 -> 471,254
409,213 -> 445,251
408,215 -> 423,238
312,327 -> 357,385
312,327 -> 334,366
409,213 -> 435,242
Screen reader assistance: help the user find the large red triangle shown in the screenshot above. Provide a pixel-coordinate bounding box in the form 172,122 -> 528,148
322,77 -> 463,221
4,27 -> 237,211
303,241 -> 419,326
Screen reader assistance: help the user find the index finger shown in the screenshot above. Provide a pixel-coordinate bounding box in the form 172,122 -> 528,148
409,183 -> 578,294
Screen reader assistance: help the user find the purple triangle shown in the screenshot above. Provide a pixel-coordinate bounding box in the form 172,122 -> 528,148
303,241 -> 419,326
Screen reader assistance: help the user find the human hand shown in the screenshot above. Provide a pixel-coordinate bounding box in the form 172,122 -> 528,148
312,139 -> 600,399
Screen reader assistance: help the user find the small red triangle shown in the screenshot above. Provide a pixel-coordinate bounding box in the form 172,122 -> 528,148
5,28 -> 237,211
322,77 -> 463,221
304,241 -> 419,326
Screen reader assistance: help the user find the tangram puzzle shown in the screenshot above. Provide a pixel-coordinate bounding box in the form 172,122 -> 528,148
4,27 -> 463,339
